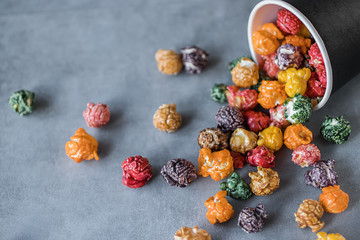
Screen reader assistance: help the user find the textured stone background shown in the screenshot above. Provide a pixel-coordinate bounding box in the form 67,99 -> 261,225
0,1 -> 359,239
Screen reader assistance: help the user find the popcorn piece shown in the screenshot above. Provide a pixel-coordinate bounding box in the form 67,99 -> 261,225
277,9 -> 302,35
243,110 -> 270,133
292,144 -> 321,167
197,128 -> 229,151
215,106 -> 245,133
257,126 -> 283,152
238,203 -> 268,233
65,128 -> 99,163
155,49 -> 183,75
249,166 -> 280,196
261,23 -> 284,39
284,124 -> 313,150
321,116 -> 351,144
230,128 -> 258,154
205,191 -> 234,224
269,105 -> 290,128
305,159 -> 338,189
278,68 -> 311,97
316,232 -> 346,240
161,158 -> 197,188
228,56 -> 253,71
153,104 -> 182,133
121,155 -> 152,188
283,93 -> 312,124
275,44 -> 303,70
225,86 -> 258,111
174,226 -> 211,240
219,172 -> 252,200
261,53 -> 279,79
308,43 -> 324,70
198,148 -> 234,181
211,83 -> 228,103
83,102 -> 110,128
247,145 -> 275,168
305,77 -> 326,98
257,81 -> 287,109
252,30 -> 280,56
281,35 -> 311,54
181,46 -> 208,74
294,199 -> 324,233
9,90 -> 35,116
231,151 -> 245,169
230,57 -> 259,88
319,185 -> 349,213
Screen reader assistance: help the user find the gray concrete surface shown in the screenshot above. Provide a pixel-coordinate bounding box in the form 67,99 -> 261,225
0,1 -> 359,239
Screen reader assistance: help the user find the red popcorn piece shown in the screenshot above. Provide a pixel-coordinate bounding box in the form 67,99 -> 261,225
292,144 -> 321,167
269,105 -> 290,128
83,102 -> 111,128
261,53 -> 279,79
121,155 -> 153,188
308,43 -> 325,69
316,68 -> 327,88
305,77 -> 326,98
231,151 -> 245,168
243,110 -> 271,133
277,9 -> 302,35
246,145 -> 276,168
225,86 -> 258,111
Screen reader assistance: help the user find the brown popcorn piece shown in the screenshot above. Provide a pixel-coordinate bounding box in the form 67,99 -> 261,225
153,104 -> 182,133
294,199 -> 325,232
249,166 -> 280,196
155,49 -> 183,75
197,128 -> 230,151
174,225 -> 211,240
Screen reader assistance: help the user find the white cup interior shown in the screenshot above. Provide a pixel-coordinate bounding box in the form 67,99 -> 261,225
247,0 -> 332,111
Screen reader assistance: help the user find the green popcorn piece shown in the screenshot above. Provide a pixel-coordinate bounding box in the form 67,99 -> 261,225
228,56 -> 253,71
284,93 -> 312,124
9,90 -> 35,116
321,115 -> 351,144
219,172 -> 252,200
211,83 -> 228,103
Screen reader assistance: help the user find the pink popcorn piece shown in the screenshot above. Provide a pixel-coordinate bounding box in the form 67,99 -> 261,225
292,144 -> 321,168
269,105 -> 290,128
277,9 -> 302,35
246,145 -> 276,168
261,53 -> 279,79
226,86 -> 258,111
308,43 -> 324,69
83,102 -> 111,128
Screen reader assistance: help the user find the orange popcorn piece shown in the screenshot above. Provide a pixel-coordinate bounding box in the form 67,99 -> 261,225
198,148 -> 234,181
319,185 -> 349,213
65,128 -> 99,163
204,191 -> 234,224
261,23 -> 284,39
257,81 -> 287,109
282,35 -> 311,54
284,124 -> 313,150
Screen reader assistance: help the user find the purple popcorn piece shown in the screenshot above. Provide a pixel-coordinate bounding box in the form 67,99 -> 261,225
181,46 -> 209,74
215,106 -> 245,133
304,159 -> 338,189
160,158 -> 197,188
274,43 -> 303,70
238,203 -> 268,233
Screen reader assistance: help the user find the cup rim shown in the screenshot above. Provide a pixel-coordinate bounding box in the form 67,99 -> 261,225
247,0 -> 332,111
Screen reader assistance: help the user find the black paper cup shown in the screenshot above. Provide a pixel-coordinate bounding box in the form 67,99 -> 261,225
248,0 -> 360,110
